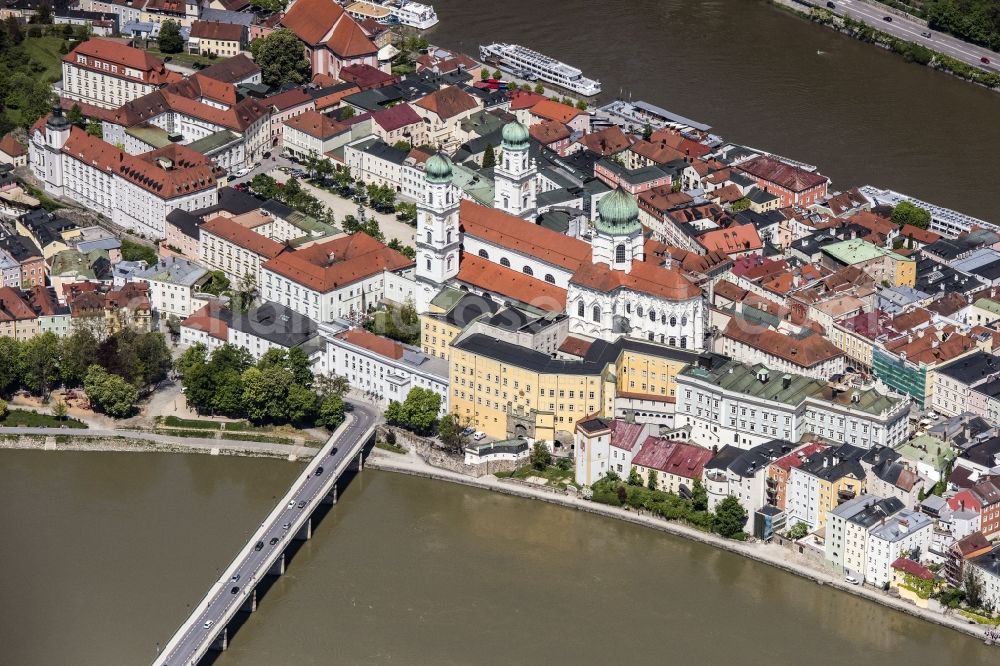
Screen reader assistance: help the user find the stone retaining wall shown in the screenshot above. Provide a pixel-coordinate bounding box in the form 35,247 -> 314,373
380,426 -> 521,477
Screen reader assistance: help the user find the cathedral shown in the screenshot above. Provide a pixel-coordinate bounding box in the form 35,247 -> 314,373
414,120 -> 705,351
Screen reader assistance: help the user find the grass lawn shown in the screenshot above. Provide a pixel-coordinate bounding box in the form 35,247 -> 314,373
220,432 -> 296,445
498,462 -> 576,488
146,48 -> 216,69
21,35 -> 67,81
375,439 -> 406,454
1,409 -> 87,429
160,415 -> 223,430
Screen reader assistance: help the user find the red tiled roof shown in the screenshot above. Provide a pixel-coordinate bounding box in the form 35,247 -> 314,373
633,437 -> 712,480
529,119 -> 570,145
113,76 -> 270,132
890,557 -> 933,580
335,327 -> 404,359
509,90 -> 547,110
770,442 -> 829,472
267,87 -> 314,112
414,86 -> 479,120
65,39 -> 177,85
738,155 -> 828,192
262,232 -> 413,293
570,259 -> 702,302
284,110 -> 348,140
200,216 -> 285,258
0,133 -> 26,158
723,318 -> 843,368
61,127 -> 220,199
281,0 -> 377,58
696,224 -> 763,255
339,63 -> 397,90
455,253 -> 567,312
629,138 -> 686,165
609,419 -> 646,452
900,224 -> 941,245
529,99 -> 582,124
557,335 -> 592,358
190,20 -> 245,42
577,126 -> 632,156
460,200 -> 591,272
180,303 -> 229,341
648,129 -> 711,159
0,287 -> 37,322
370,103 -> 422,132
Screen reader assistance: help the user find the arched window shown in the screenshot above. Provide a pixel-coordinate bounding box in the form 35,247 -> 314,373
669,337 -> 676,346
478,249 -> 489,259
523,266 -> 533,276
625,303 -> 631,314
429,193 -> 434,206
592,305 -> 601,322
446,230 -> 452,243
661,313 -> 666,324
659,334 -> 665,343
615,244 -> 626,263
500,257 -> 510,268
502,196 -> 509,209
637,306 -> 643,318
681,315 -> 688,326
670,316 -> 677,327
649,310 -> 656,321
447,256 -> 454,271
544,274 -> 555,283
425,258 -> 431,270
426,231 -> 432,244
577,300 -> 585,317
648,333 -> 654,341
680,336 -> 687,349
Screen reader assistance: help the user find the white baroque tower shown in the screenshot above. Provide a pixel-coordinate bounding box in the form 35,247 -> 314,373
493,120 -> 536,219
415,153 -> 461,313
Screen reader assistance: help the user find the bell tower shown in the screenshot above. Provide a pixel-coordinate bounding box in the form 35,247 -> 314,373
415,153 -> 461,312
493,120 -> 536,219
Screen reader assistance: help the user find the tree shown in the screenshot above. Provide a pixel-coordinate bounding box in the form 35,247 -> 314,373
480,69 -> 489,81
338,106 -> 355,120
32,2 -> 52,24
211,369 -> 244,415
533,83 -> 544,94
176,343 -> 207,378
0,337 -> 22,396
249,29 -> 311,86
691,478 -> 708,512
482,143 -> 496,169
21,332 -> 61,396
60,327 -> 98,386
5,16 -> 23,45
285,383 -> 317,426
891,200 -> 931,230
642,122 -> 653,140
240,367 -> 271,422
52,400 -> 68,420
61,23 -> 75,39
84,365 -> 138,418
199,270 -> 230,296
313,373 -> 349,399
647,469 -> 659,490
232,272 -> 257,312
575,99 -> 587,110
287,347 -> 313,386
85,119 -> 102,138
628,467 -> 643,486
0,398 -> 7,420
316,393 -> 346,430
965,569 -> 983,609
66,103 -> 83,126
387,387 -> 440,434
530,441 -> 552,470
120,238 -> 157,265
787,522 -> 809,540
714,496 -> 748,538
437,414 -> 465,452
158,20 -> 183,54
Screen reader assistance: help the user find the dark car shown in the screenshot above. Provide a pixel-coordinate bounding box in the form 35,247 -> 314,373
230,586 -> 239,595
882,15 -> 892,22
315,466 -> 324,476
826,1 -> 834,7
330,446 -> 339,456
297,500 -> 306,509
982,56 -> 991,64
254,540 -> 264,551
269,537 -> 279,545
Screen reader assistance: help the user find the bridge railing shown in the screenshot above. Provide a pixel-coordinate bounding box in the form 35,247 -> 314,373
153,414 -> 368,665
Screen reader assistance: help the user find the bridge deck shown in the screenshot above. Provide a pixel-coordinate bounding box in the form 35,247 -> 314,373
154,403 -> 377,665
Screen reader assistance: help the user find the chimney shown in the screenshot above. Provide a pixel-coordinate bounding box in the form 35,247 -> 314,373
327,251 -> 336,265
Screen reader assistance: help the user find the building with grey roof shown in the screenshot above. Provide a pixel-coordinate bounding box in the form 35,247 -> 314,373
134,256 -> 209,318
825,494 -> 904,573
866,509 -> 934,587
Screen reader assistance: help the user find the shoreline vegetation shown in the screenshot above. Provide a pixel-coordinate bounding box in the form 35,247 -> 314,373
0,432 -> 315,460
770,0 -> 1000,91
366,449 -> 1000,645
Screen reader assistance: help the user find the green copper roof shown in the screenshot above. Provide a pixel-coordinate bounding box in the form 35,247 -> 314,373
425,153 -> 453,183
501,120 -> 530,150
594,187 -> 641,235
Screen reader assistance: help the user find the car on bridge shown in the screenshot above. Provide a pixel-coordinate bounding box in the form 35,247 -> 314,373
255,541 -> 264,551
297,501 -> 306,508
269,537 -> 279,545
287,500 -> 296,508
983,57 -> 991,64
315,467 -> 324,476
203,620 -> 214,629
231,573 -> 240,582
231,586 -> 240,594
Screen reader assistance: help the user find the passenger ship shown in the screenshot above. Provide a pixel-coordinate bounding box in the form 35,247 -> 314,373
479,42 -> 601,96
344,0 -> 438,29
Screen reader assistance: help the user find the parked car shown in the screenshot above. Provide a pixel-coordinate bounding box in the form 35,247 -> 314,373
232,167 -> 249,178
845,575 -> 860,585
461,427 -> 475,436
473,431 -> 486,441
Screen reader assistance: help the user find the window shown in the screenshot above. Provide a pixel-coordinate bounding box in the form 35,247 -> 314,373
544,274 -> 555,283
592,305 -> 601,322
615,244 -> 626,263
649,310 -> 656,321
670,316 -> 677,327
500,257 -> 510,267
523,266 -> 533,276
426,231 -> 432,243
577,300 -> 584,317
425,258 -> 431,270
478,249 -> 489,259
637,306 -> 643,317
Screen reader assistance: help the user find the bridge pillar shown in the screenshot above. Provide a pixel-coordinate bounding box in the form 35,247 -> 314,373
268,552 -> 285,576
321,483 -> 337,505
354,450 -> 364,472
239,587 -> 257,614
209,626 -> 228,652
294,517 -> 312,541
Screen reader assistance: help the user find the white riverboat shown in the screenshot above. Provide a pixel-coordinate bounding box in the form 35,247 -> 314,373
479,42 -> 601,96
386,0 -> 439,29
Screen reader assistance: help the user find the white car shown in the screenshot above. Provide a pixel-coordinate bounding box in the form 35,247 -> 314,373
203,620 -> 214,629
473,431 -> 486,441
232,168 -> 249,178
845,575 -> 860,585
287,500 -> 296,508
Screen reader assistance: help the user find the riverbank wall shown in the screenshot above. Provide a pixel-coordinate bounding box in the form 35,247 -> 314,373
0,433 -> 312,461
769,0 -> 1000,92
367,450 -> 999,645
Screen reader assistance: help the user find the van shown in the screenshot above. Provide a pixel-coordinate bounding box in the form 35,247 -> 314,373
845,574 -> 860,585
473,431 -> 486,441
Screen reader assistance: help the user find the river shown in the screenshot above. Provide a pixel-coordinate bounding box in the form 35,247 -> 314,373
0,450 -> 995,665
422,0 -> 1000,221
